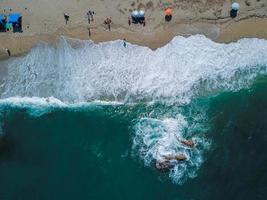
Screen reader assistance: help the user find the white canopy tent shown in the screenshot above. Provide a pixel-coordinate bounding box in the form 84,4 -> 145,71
231,2 -> 240,11
131,10 -> 139,17
138,10 -> 145,18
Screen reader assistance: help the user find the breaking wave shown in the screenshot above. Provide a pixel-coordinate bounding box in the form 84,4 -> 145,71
0,35 -> 267,184
1,35 -> 267,103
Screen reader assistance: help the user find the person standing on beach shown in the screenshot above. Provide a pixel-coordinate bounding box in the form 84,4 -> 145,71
104,18 -> 111,31
123,38 -> 126,48
4,48 -> 11,56
2,48 -> 11,56
90,11 -> 94,22
88,27 -> 91,37
87,11 -> 91,24
64,13 -> 70,25
107,17 -> 111,31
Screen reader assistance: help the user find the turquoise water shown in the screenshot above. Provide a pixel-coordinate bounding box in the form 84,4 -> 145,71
0,77 -> 267,199
1,36 -> 267,199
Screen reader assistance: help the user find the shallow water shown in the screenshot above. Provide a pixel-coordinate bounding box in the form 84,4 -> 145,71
0,36 -> 267,199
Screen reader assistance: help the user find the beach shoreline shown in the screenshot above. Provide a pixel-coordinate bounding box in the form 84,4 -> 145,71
0,0 -> 267,58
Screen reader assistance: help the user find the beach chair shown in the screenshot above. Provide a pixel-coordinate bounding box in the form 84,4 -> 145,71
5,22 -> 13,31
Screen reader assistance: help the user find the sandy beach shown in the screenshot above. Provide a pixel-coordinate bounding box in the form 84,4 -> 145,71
0,0 -> 267,58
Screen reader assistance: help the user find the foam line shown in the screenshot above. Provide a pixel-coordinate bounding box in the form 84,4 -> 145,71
1,35 -> 267,103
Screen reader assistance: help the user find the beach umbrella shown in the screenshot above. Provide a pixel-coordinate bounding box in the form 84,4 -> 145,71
131,10 -> 139,17
0,14 -> 4,22
138,10 -> 145,18
8,13 -> 22,23
231,2 -> 240,11
165,8 -> 173,16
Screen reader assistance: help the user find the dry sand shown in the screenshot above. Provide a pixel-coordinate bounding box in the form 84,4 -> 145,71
0,0 -> 267,58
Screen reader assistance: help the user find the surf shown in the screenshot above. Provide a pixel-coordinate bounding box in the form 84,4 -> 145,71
0,35 -> 267,184
1,35 -> 267,103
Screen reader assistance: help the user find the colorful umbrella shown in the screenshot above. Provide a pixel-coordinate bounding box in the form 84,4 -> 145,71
165,8 -> 173,16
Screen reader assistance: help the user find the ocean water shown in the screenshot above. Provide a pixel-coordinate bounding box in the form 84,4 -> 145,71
0,35 -> 267,199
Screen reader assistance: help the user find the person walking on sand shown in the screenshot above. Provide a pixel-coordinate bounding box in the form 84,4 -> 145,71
107,17 -> 111,31
104,18 -> 111,31
3,48 -> 11,56
90,11 -> 94,22
64,13 -> 70,25
123,38 -> 127,48
128,17 -> 131,26
88,27 -> 91,37
87,11 -> 91,24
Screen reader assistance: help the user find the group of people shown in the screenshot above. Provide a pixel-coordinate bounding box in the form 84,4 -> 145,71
87,10 -> 95,37
86,10 -> 95,24
155,139 -> 195,171
64,11 -> 95,25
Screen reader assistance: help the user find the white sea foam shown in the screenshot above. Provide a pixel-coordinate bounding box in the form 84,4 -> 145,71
0,35 -> 267,184
133,115 -> 210,184
0,96 -> 125,117
1,35 -> 267,103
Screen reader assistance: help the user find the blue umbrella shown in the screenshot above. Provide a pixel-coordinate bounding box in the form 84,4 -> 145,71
9,13 -> 22,23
